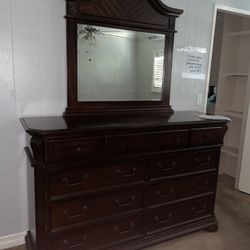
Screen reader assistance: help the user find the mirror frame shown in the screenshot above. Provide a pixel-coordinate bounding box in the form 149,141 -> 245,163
64,0 -> 183,117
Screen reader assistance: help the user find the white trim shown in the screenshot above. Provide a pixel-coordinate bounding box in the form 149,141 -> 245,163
204,4 -> 250,190
204,4 -> 250,114
0,232 -> 26,249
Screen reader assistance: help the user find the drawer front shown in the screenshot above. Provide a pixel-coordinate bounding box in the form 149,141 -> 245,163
150,151 -> 218,179
148,174 -> 216,206
50,214 -> 144,250
49,161 -> 146,199
48,137 -> 103,163
50,189 -> 144,230
106,130 -> 189,156
149,174 -> 217,206
190,127 -> 224,146
147,197 -> 214,233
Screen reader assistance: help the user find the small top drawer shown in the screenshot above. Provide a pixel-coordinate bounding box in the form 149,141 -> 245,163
49,161 -> 146,200
47,137 -> 103,163
190,127 -> 225,146
106,130 -> 189,156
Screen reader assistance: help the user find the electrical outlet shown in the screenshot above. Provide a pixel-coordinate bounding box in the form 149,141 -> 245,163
197,94 -> 203,106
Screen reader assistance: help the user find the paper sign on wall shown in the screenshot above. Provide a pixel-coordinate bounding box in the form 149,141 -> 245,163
181,50 -> 207,80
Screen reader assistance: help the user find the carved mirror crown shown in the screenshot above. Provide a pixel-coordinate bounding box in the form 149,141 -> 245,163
65,0 -> 183,116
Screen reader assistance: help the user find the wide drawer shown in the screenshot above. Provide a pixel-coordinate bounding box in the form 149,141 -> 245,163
148,174 -> 216,207
47,137 -> 103,163
49,161 -> 146,199
50,213 -> 144,250
150,151 -> 219,179
190,127 -> 225,146
50,189 -> 144,230
106,130 -> 189,156
147,197 -> 214,233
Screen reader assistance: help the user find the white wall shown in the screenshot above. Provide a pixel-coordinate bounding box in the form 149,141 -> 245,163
1,0 -> 250,241
78,34 -> 137,101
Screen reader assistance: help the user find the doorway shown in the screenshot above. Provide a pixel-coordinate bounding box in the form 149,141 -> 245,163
206,5 -> 250,194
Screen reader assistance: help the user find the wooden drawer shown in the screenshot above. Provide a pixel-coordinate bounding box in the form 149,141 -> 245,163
148,174 -> 216,207
50,189 -> 144,230
48,137 -> 103,163
150,151 -> 218,179
50,213 -> 144,250
147,197 -> 214,233
190,127 -> 224,146
49,161 -> 146,199
106,130 -> 189,156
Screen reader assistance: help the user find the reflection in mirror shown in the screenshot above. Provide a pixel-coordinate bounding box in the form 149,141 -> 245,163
77,24 -> 165,102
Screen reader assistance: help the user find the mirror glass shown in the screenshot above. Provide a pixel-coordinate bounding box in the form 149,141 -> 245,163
77,24 -> 165,102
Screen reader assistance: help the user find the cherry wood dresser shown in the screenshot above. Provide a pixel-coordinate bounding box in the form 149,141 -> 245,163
21,112 -> 227,250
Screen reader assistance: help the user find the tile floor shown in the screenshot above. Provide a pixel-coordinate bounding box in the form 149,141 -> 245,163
5,175 -> 250,250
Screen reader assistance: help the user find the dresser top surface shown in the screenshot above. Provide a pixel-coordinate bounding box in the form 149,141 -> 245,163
20,111 -> 228,136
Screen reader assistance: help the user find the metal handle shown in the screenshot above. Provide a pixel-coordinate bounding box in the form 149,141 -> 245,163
62,175 -> 88,186
191,203 -> 207,215
195,156 -> 211,166
63,206 -> 88,219
63,235 -> 87,249
114,222 -> 134,235
116,167 -> 137,178
115,196 -> 135,207
193,180 -> 209,191
155,187 -> 174,198
154,212 -> 172,225
157,161 -> 176,171
203,134 -> 211,140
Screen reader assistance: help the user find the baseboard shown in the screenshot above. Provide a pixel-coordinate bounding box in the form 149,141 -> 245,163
0,231 -> 26,249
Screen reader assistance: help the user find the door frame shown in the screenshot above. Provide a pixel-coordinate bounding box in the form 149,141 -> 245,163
204,4 -> 250,189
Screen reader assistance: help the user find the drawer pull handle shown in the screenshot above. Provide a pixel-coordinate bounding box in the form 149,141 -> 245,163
115,195 -> 135,207
62,175 -> 88,186
195,157 -> 211,166
154,212 -> 172,225
155,187 -> 174,198
114,222 -> 134,235
116,167 -> 137,178
63,206 -> 88,219
63,235 -> 87,249
193,180 -> 209,190
191,203 -> 207,215
158,161 -> 176,171
203,134 -> 211,140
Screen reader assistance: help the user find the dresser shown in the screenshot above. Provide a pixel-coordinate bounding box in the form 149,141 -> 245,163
21,112 -> 227,250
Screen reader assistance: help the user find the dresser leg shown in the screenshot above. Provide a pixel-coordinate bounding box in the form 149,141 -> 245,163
205,224 -> 218,233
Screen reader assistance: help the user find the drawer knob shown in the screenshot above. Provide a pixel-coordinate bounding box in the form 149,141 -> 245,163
158,161 -> 176,171
154,212 -> 172,225
175,137 -> 181,143
191,203 -> 207,215
115,195 -> 135,207
63,235 -> 87,249
114,222 -> 134,235
62,175 -> 88,186
155,187 -> 174,198
193,180 -> 209,190
116,167 -> 137,178
76,147 -> 82,152
63,206 -> 88,219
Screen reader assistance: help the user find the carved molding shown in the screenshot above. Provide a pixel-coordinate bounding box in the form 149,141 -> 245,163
30,136 -> 45,164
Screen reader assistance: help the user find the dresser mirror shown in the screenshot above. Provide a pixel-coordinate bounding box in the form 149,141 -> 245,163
77,24 -> 165,102
64,0 -> 183,116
